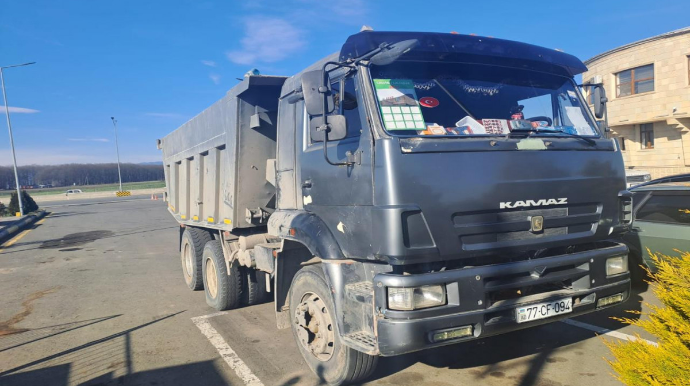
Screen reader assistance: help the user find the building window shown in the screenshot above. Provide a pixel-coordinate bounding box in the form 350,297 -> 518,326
620,137 -> 626,151
640,123 -> 654,149
616,64 -> 654,97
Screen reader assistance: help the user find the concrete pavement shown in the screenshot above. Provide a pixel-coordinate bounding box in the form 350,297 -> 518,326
0,197 -> 660,386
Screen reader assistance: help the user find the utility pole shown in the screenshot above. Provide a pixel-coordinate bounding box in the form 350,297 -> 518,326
110,117 -> 123,192
1,62 -> 36,216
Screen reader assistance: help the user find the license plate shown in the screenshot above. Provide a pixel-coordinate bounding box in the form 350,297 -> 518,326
516,298 -> 572,323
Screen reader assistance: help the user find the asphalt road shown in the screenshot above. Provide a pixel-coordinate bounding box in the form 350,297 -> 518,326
0,197 -> 661,386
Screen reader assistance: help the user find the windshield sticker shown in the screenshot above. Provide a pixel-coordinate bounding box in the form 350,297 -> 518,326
564,106 -> 595,135
419,97 -> 439,108
374,79 -> 425,130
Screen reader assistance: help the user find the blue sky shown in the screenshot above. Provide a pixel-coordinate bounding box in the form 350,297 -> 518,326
1,0 -> 689,165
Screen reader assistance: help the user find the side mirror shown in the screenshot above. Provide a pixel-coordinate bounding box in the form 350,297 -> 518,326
310,115 -> 347,142
301,70 -> 334,117
593,85 -> 607,119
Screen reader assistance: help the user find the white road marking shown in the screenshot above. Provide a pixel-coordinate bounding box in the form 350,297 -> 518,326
192,312 -> 265,386
561,319 -> 658,346
41,197 -> 152,208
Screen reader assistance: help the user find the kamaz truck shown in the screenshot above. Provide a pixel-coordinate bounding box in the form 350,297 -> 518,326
158,31 -> 633,385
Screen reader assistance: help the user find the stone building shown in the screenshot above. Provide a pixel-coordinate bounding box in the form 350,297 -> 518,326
583,27 -> 690,179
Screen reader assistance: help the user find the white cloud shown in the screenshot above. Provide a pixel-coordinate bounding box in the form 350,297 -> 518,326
145,112 -> 184,118
67,138 -> 110,142
4,106 -> 39,114
201,60 -> 217,67
209,74 -> 221,85
226,17 -> 306,65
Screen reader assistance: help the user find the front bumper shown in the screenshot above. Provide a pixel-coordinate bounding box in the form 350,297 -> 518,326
372,242 -> 630,356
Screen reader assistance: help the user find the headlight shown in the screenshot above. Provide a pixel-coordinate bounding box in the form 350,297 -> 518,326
388,285 -> 446,311
606,256 -> 628,276
643,175 -> 651,181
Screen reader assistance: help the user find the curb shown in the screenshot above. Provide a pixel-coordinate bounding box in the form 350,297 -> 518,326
0,209 -> 48,244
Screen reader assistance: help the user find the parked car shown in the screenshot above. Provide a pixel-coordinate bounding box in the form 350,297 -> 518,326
65,189 -> 83,195
625,169 -> 652,188
624,176 -> 690,285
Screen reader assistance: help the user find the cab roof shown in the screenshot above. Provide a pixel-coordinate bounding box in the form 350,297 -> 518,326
340,31 -> 588,77
282,31 -> 588,99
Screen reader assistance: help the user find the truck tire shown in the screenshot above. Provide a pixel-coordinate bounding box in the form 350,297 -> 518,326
181,227 -> 212,290
202,240 -> 242,311
289,265 -> 378,385
242,268 -> 268,306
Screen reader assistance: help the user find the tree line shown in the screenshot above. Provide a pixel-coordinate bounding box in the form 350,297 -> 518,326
0,163 -> 164,189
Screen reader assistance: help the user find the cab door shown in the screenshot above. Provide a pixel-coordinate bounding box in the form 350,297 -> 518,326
296,73 -> 374,258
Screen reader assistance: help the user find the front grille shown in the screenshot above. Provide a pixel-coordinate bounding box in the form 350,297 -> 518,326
453,204 -> 601,251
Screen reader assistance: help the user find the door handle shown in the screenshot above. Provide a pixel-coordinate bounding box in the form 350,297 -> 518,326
302,179 -> 312,189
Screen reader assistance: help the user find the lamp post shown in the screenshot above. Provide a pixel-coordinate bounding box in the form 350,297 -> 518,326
110,117 -> 123,192
1,62 -> 36,216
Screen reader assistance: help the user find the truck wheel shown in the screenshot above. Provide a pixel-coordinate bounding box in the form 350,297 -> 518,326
242,268 -> 268,306
202,240 -> 242,311
289,266 -> 378,385
181,227 -> 212,290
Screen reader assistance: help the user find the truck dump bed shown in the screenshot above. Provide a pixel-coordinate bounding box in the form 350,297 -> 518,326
158,75 -> 287,231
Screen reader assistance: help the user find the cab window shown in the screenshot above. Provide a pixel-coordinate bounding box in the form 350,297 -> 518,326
635,193 -> 690,224
306,76 -> 361,145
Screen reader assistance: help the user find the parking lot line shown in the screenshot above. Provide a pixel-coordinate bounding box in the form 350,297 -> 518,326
561,319 -> 658,346
191,312 -> 265,386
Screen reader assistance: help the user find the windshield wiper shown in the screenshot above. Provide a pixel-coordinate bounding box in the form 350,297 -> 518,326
509,128 -> 597,146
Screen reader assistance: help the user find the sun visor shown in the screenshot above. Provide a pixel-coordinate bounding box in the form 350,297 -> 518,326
340,31 -> 587,77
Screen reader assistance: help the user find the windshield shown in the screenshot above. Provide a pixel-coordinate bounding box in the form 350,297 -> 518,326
370,61 -> 600,138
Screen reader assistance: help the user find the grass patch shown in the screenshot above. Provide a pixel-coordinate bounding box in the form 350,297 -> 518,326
0,180 -> 165,198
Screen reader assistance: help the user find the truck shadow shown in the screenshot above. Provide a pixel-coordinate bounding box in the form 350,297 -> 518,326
0,314 -> 121,353
368,287 -> 644,386
0,311 -> 193,386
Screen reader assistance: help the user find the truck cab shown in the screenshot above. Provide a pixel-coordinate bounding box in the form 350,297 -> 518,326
272,30 -> 631,366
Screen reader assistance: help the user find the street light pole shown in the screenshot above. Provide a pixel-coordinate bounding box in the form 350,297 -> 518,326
0,62 -> 36,216
110,117 -> 123,192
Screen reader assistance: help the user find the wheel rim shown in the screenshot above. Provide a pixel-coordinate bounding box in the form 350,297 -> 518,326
183,243 -> 193,277
294,292 -> 335,362
205,257 -> 218,299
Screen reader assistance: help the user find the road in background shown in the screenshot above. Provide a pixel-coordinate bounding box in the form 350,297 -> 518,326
0,197 -> 660,386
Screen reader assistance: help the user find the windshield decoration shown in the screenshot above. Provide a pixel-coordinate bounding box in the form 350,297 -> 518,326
454,79 -> 502,96
419,97 -> 439,108
374,79 -> 426,130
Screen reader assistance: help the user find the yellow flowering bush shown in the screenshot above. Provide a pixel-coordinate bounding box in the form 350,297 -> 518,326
606,251 -> 690,385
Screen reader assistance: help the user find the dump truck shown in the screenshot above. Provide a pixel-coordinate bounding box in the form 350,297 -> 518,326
158,31 -> 633,385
